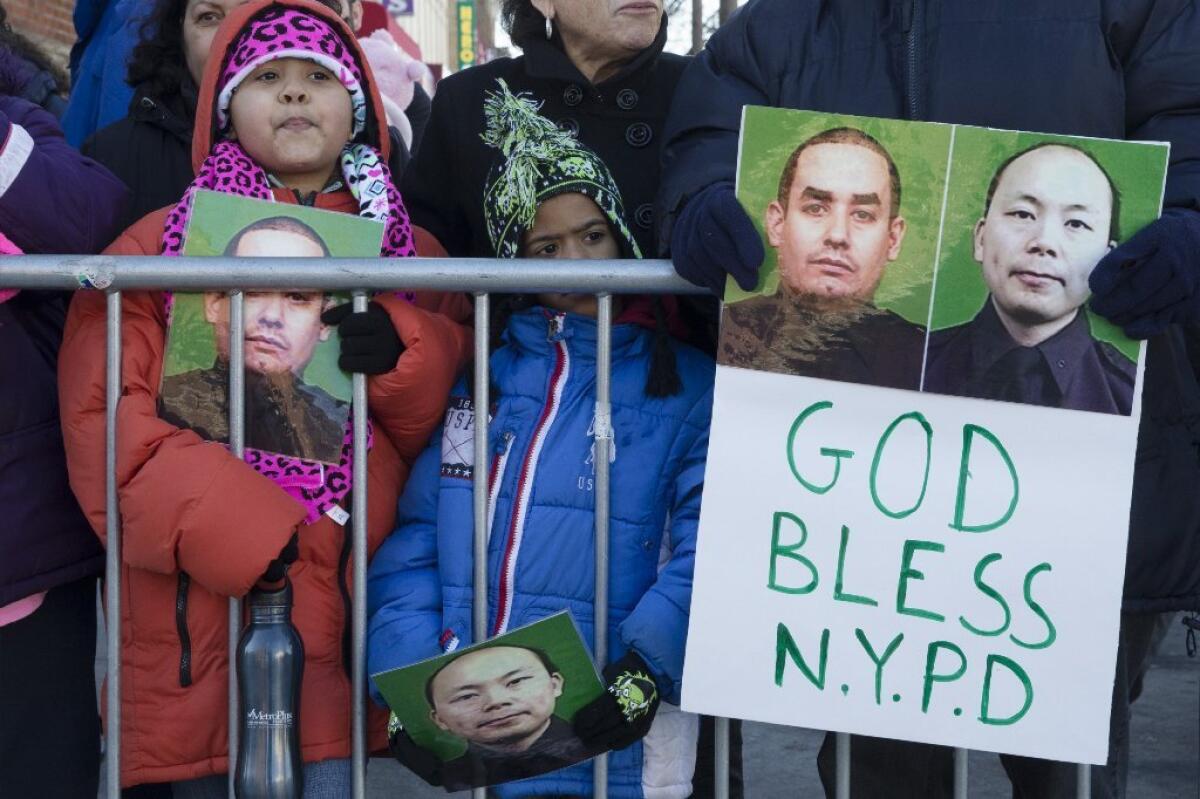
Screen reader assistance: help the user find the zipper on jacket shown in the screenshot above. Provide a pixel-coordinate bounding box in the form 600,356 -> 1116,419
904,0 -> 923,120
486,432 -> 516,544
492,314 -> 570,636
175,572 -> 193,687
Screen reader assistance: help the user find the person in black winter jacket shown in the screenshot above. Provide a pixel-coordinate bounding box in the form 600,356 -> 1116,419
0,96 -> 127,798
657,2 -> 1200,797
402,0 -> 687,261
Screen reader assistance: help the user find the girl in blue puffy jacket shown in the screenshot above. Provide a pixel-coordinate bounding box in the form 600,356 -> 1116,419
366,80 -> 715,799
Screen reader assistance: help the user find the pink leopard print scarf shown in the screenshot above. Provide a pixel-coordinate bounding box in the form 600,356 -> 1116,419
159,142 -> 411,525
163,140 -> 415,260
159,137 -> 414,524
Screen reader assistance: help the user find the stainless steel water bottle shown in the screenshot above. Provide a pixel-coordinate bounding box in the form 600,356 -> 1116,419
235,577 -> 304,798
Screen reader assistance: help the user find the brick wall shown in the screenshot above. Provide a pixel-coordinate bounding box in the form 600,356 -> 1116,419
5,0 -> 76,50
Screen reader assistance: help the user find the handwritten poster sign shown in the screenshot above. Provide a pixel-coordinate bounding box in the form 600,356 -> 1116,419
682,108 -> 1168,764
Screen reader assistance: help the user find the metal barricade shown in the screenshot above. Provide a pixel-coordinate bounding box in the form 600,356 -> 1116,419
4,256 -> 1091,799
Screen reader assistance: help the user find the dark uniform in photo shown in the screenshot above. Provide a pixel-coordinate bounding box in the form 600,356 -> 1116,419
925,143 -> 1135,414
720,127 -> 925,390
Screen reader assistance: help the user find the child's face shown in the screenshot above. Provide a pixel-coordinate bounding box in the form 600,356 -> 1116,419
521,193 -> 621,318
228,57 -> 353,194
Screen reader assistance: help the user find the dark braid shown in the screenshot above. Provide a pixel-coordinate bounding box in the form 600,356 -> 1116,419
644,297 -> 683,398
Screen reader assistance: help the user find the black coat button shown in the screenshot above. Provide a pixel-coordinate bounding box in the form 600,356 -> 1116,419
617,88 -> 639,110
560,117 -> 580,136
625,122 -> 652,148
634,203 -> 654,229
563,84 -> 583,107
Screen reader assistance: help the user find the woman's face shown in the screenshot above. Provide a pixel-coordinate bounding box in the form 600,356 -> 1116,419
182,0 -> 251,86
532,0 -> 662,62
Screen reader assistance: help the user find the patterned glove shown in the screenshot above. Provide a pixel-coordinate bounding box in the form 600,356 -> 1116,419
387,712 -> 444,787
573,651 -> 661,752
670,181 -> 765,298
1089,208 -> 1200,339
321,301 -> 405,374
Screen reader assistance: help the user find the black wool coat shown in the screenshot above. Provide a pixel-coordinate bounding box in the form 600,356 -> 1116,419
400,16 -> 688,258
83,81 -> 197,234
658,0 -> 1200,612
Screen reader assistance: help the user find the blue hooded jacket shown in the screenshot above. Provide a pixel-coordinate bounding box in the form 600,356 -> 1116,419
368,306 -> 714,798
63,0 -> 145,147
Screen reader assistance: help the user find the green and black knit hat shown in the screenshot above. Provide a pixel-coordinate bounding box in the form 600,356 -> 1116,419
481,79 -> 641,260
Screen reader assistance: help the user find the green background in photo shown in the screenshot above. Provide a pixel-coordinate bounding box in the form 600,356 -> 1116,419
164,191 -> 386,398
931,128 -> 1168,362
372,613 -> 603,762
730,106 -> 953,324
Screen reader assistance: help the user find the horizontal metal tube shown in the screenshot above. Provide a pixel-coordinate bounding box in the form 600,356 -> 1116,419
2,256 -> 704,294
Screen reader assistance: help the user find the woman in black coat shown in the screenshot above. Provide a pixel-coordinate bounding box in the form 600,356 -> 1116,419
401,0 -> 687,260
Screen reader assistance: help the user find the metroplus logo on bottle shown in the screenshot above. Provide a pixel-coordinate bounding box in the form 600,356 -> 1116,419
246,708 -> 294,727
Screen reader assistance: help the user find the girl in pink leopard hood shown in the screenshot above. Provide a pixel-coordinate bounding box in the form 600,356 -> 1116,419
57,0 -> 470,791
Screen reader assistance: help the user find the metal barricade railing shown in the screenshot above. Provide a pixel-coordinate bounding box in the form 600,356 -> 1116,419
4,256 -> 1091,799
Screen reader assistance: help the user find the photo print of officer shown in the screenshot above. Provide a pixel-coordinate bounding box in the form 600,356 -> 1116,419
925,142 -> 1136,415
419,644 -> 597,791
720,126 -> 928,390
158,215 -> 350,463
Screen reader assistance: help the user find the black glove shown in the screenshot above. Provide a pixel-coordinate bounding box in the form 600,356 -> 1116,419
573,651 -> 661,752
387,713 -> 443,787
670,181 -> 765,298
321,301 -> 405,374
1089,208 -> 1200,339
260,533 -> 299,584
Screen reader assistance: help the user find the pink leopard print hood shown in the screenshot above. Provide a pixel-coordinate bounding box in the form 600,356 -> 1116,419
192,0 -> 391,176
166,0 -> 411,524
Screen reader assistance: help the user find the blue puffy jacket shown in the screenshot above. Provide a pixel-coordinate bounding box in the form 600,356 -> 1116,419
368,306 -> 715,798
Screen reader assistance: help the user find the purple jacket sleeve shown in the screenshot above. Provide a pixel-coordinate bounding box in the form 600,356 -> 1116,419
0,96 -> 128,254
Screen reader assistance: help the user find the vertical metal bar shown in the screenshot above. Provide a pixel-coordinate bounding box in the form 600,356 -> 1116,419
836,733 -> 851,799
953,747 -> 968,799
105,292 -> 122,799
351,292 -> 370,799
472,293 -> 490,642
227,292 -> 244,799
593,293 -> 613,799
714,717 -> 730,799
1077,763 -> 1091,798
472,293 -> 490,799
